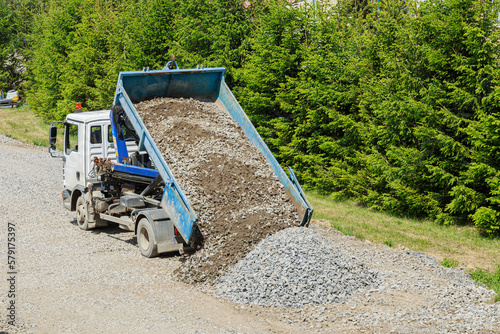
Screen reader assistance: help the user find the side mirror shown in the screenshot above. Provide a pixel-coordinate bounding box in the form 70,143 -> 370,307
49,126 -> 57,145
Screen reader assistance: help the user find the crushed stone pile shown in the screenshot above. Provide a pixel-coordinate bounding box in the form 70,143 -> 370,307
216,227 -> 379,308
214,226 -> 500,333
135,97 -> 301,284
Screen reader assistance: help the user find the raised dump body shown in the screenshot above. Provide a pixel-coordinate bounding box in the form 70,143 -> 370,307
112,66 -> 313,246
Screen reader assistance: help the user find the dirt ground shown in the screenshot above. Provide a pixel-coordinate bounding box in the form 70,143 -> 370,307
1,137 -> 498,334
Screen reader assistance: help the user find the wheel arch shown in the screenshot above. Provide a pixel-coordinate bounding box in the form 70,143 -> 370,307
70,185 -> 86,211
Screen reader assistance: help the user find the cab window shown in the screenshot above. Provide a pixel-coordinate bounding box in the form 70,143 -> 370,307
90,126 -> 102,144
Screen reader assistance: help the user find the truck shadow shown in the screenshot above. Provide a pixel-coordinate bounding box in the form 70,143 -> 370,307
69,218 -> 137,245
69,218 -> 181,258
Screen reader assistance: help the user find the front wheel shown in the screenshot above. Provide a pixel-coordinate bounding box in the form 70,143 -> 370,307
76,196 -> 91,230
137,218 -> 158,258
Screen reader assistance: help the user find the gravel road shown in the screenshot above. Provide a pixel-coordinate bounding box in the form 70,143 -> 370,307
1,133 -> 499,333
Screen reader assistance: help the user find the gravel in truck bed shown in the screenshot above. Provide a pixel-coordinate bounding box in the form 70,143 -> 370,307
134,97 -> 301,284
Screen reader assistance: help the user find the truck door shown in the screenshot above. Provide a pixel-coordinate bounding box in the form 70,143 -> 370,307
63,122 -> 83,190
86,123 -> 105,182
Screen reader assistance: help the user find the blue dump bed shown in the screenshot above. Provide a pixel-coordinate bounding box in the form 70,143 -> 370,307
113,67 -> 313,245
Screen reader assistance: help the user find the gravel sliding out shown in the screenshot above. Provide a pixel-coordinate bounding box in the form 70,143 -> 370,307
134,97 -> 301,284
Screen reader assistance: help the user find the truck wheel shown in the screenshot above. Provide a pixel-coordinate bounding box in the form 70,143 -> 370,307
76,196 -> 90,230
137,218 -> 158,258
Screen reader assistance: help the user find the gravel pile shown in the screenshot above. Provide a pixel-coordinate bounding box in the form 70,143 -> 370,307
242,225 -> 500,333
216,227 -> 379,307
134,97 -> 301,284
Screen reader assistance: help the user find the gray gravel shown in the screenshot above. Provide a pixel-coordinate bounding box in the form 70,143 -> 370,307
217,227 -> 379,307
135,97 -> 300,284
216,225 -> 500,333
0,134 -> 292,334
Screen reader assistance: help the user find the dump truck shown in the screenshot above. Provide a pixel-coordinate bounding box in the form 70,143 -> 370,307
49,62 -> 313,257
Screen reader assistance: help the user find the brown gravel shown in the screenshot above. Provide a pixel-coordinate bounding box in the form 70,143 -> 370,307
135,97 -> 300,284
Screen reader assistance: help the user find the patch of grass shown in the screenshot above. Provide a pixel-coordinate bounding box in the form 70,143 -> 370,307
441,258 -> 460,268
331,222 -> 354,236
384,239 -> 394,247
469,266 -> 500,302
308,191 -> 500,271
33,138 -> 49,147
330,221 -> 365,240
0,104 -> 64,150
355,231 -> 365,241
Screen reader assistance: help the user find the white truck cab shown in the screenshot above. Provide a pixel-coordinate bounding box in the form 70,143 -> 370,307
63,110 -> 115,191
51,108 -> 138,211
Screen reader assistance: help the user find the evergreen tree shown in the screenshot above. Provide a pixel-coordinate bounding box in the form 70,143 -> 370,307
0,0 -> 16,90
21,0 -> 500,235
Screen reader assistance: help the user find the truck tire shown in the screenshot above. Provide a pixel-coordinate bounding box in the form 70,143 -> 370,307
76,196 -> 91,230
137,218 -> 158,258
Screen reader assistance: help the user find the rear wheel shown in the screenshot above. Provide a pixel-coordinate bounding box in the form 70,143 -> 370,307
137,218 -> 158,258
76,196 -> 90,230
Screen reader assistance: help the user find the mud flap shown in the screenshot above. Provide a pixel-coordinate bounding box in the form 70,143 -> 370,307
137,209 -> 185,254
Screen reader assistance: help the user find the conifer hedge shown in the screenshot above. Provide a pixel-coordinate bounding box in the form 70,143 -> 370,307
8,0 -> 500,235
